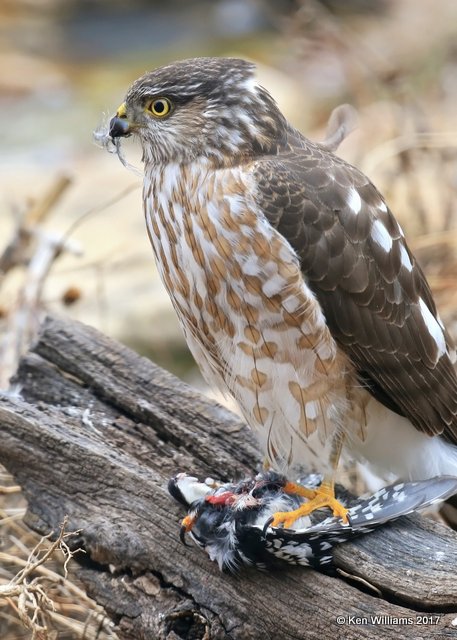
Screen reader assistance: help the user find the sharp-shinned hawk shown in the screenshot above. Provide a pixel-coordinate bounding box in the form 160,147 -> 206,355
108,57 -> 457,527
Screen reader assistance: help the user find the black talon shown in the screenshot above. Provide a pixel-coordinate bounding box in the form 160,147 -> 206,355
262,515 -> 274,537
179,524 -> 189,546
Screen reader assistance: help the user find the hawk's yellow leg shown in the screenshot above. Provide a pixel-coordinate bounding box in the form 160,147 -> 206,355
269,432 -> 350,528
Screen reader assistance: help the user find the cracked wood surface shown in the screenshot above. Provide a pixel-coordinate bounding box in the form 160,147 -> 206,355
1,315 -> 457,639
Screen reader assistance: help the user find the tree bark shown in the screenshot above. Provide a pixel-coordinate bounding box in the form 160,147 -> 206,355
1,315 -> 457,639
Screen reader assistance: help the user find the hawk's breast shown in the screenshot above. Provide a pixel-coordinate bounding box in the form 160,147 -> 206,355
143,161 -> 362,470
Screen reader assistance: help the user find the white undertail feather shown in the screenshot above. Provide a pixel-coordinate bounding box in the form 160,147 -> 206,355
349,396 -> 457,481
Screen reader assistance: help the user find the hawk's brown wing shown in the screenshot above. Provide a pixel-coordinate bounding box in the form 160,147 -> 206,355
252,140 -> 457,443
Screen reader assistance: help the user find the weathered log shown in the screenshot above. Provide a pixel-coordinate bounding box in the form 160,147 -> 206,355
1,315 -> 457,639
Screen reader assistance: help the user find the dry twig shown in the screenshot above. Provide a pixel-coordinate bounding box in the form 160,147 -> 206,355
0,518 -> 81,639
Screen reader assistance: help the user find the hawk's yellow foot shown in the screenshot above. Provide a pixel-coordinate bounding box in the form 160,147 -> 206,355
268,481 -> 350,530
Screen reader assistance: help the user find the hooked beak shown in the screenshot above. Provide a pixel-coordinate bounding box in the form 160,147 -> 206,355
109,102 -> 131,138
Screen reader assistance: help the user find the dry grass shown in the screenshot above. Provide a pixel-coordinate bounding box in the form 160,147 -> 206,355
0,469 -> 118,640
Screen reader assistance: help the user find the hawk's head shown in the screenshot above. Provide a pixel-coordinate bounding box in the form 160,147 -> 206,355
109,57 -> 287,165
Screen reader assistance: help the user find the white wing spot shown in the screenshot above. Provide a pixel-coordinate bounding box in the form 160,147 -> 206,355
399,244 -> 413,272
371,219 -> 393,252
419,298 -> 446,357
378,201 -> 388,213
319,542 -> 332,551
347,187 -> 362,214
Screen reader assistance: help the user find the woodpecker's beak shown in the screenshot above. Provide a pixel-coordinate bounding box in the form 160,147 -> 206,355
109,102 -> 131,138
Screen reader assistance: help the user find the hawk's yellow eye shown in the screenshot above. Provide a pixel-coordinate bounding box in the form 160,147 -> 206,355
147,97 -> 172,117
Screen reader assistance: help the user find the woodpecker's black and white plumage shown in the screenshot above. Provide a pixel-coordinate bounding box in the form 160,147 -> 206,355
169,471 -> 457,572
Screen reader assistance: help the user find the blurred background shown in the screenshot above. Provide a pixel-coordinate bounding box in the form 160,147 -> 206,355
1,0 -> 457,637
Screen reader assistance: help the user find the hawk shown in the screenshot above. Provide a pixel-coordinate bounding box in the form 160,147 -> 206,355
108,57 -> 457,528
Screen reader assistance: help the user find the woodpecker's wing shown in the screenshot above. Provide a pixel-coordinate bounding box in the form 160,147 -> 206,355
255,476 -> 457,569
253,141 -> 457,442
